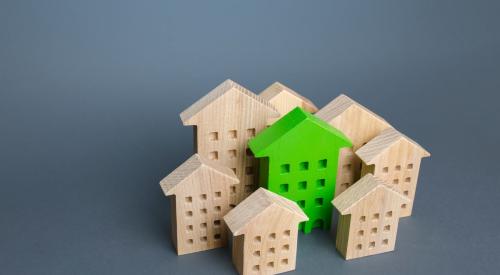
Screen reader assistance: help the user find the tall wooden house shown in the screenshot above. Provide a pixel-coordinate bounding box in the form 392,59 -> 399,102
248,107 -> 352,234
316,94 -> 392,197
224,188 -> 308,275
356,128 -> 430,217
332,174 -> 409,260
259,82 -> 318,121
180,80 -> 280,205
159,154 -> 239,255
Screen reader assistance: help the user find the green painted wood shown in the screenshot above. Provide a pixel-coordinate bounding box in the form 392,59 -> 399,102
248,107 -> 352,234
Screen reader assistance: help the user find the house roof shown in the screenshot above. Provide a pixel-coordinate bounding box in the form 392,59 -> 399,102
259,82 -> 319,112
224,188 -> 308,236
248,107 -> 352,156
315,94 -> 390,127
332,174 -> 409,215
356,128 -> 431,165
159,154 -> 239,196
180,79 -> 279,125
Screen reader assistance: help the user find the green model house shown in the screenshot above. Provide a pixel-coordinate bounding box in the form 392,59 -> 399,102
248,107 -> 352,234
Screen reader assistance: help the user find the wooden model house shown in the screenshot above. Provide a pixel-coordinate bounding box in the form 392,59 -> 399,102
180,79 -> 280,205
316,94 -> 392,197
159,154 -> 239,255
332,174 -> 409,260
224,188 -> 308,275
356,128 -> 430,217
248,107 -> 352,234
259,82 -> 319,121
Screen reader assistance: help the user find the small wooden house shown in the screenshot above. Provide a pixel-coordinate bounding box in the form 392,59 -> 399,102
332,174 -> 409,260
159,154 -> 239,255
248,107 -> 352,234
180,79 -> 279,205
356,128 -> 430,217
316,94 -> 392,197
224,188 -> 308,275
259,82 -> 318,121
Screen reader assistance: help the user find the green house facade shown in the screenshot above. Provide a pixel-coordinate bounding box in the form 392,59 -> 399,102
248,107 -> 352,234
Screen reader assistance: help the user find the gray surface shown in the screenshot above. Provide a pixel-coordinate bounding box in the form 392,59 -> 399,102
1,0 -> 499,274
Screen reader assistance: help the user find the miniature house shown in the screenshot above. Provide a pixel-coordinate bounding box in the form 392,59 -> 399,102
159,154 -> 239,255
259,82 -> 318,121
316,94 -> 392,197
224,188 -> 308,275
180,79 -> 279,205
248,107 -> 352,234
356,128 -> 430,217
332,174 -> 409,260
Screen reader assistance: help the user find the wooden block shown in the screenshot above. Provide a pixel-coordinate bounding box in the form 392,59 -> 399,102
259,82 -> 319,123
332,174 -> 410,260
224,188 -> 308,275
316,94 -> 392,197
180,79 -> 280,205
248,107 -> 352,234
356,128 -> 430,217
159,154 -> 239,255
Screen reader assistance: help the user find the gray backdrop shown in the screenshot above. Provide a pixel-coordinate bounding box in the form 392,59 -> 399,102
1,1 -> 499,274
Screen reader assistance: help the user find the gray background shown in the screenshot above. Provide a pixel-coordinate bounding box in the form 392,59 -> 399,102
1,0 -> 499,274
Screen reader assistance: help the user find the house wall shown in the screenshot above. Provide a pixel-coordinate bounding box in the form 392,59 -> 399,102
261,121 -> 344,234
191,90 -> 275,205
266,156 -> 337,234
343,188 -> 402,259
268,91 -> 304,119
173,168 -> 234,255
328,106 -> 391,197
232,234 -> 245,275
240,207 -> 299,275
360,139 -> 423,217
170,197 -> 178,252
335,214 -> 351,258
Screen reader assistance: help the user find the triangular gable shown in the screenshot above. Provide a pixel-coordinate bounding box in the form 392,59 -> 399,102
224,188 -> 307,236
356,128 -> 431,165
248,107 -> 352,157
180,79 -> 278,125
332,174 -> 408,215
159,154 -> 238,196
316,94 -> 390,127
259,82 -> 318,113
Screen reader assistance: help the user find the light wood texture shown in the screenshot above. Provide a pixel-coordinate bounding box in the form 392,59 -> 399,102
159,154 -> 239,255
259,82 -> 318,122
316,94 -> 392,197
356,128 -> 430,217
224,188 -> 308,275
180,79 -> 280,205
332,174 -> 409,260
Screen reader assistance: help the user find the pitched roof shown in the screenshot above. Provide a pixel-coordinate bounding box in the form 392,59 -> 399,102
159,154 -> 238,196
224,188 -> 308,236
259,82 -> 319,112
315,94 -> 390,126
180,79 -> 278,124
356,128 -> 431,164
332,174 -> 409,215
248,107 -> 352,156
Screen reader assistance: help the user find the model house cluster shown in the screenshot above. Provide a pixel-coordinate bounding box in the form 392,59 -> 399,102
159,79 -> 430,274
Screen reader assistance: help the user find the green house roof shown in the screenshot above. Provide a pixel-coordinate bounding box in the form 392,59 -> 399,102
249,107 -> 352,157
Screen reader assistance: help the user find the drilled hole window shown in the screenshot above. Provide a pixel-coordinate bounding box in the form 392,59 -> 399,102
209,151 -> 218,160
316,179 -> 326,188
228,130 -> 237,139
299,161 -> 309,171
208,132 -> 218,141
279,183 -> 289,193
280,164 -> 290,174
318,159 -> 327,169
298,181 -> 307,190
